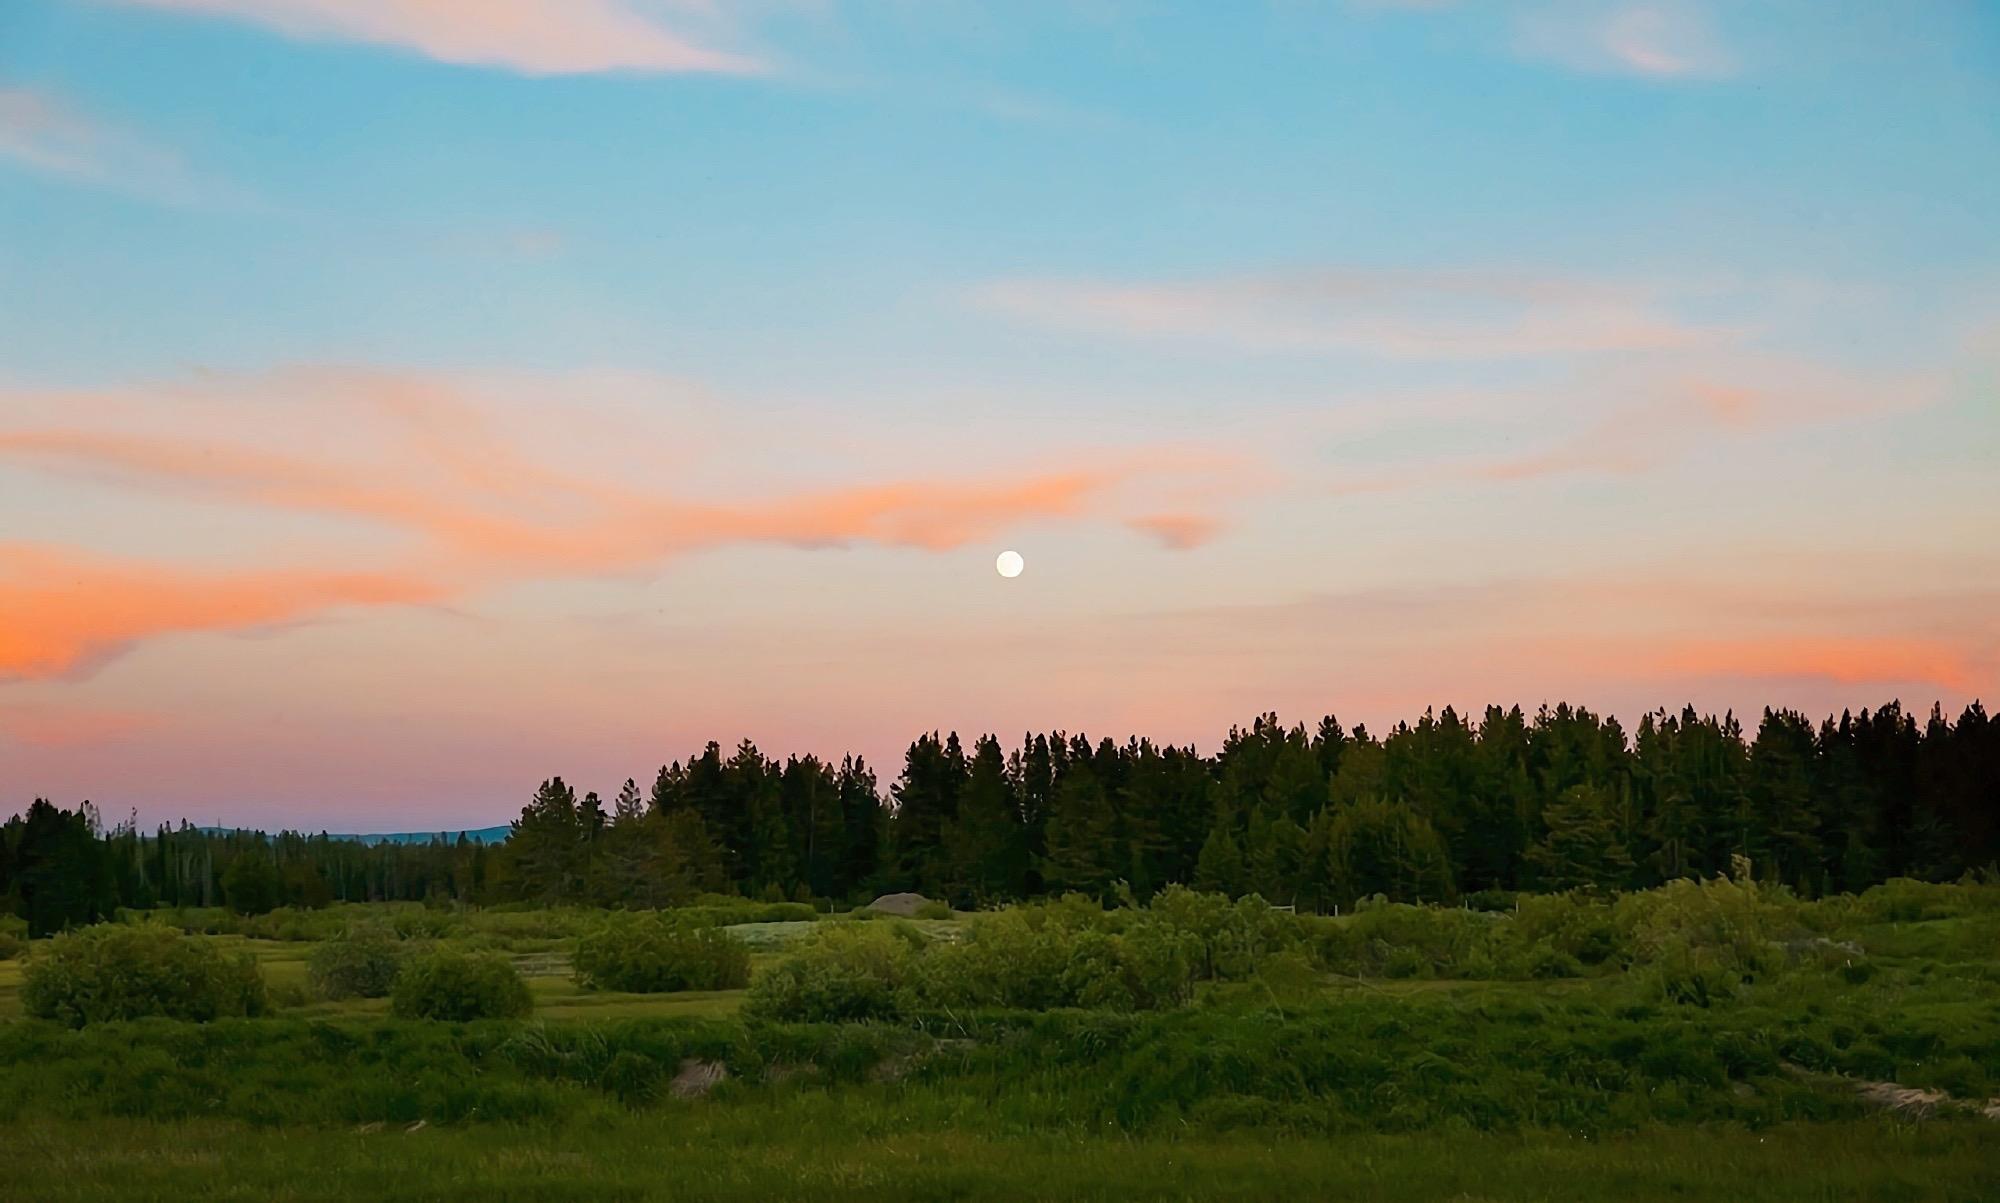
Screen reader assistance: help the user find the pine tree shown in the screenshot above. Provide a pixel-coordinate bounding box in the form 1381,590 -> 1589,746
942,735 -> 1028,904
506,777 -> 586,904
1041,760 -> 1117,897
1320,795 -> 1454,906
1194,820 -> 1246,897
1526,783 -> 1633,892
1242,803 -> 1305,903
837,756 -> 882,899
889,732 -> 967,892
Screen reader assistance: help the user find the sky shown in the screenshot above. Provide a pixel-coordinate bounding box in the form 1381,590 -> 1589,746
1,0 -> 1996,831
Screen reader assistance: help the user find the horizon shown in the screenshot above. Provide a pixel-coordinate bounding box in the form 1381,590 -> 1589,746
19,695 -> 1985,834
4,0 -> 1997,831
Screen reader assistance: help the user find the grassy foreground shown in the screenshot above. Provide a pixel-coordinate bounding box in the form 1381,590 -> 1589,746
6,1117 -> 1995,1203
4,882 -> 1997,1200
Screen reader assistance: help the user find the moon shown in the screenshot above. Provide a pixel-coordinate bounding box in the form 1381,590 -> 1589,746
995,549 -> 1025,578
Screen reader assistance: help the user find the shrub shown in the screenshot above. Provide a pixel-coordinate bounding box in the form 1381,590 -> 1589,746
0,932 -> 22,962
1315,904 -> 1501,978
1615,875 -> 1790,976
1146,887 -> 1302,982
745,924 -> 918,1022
306,927 -> 407,1000
1513,893 -> 1622,966
914,901 -> 954,920
759,902 -> 1198,1019
677,899 -> 819,926
21,924 -> 266,1027
574,915 -> 751,993
390,949 -> 532,1021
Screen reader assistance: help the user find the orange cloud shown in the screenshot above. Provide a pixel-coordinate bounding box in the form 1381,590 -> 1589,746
105,0 -> 766,76
0,368 -> 1233,677
0,542 -> 446,681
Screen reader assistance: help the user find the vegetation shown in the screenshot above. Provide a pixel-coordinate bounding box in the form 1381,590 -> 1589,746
389,949 -> 531,1021
0,875 -> 1987,1197
5,702 -> 1995,935
20,924 -> 266,1026
5,1119 -> 1996,1203
573,914 -> 752,993
305,926 -> 407,1000
0,702 -> 1994,1199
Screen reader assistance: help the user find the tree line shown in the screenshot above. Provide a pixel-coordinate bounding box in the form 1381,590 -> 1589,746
5,700 -> 1995,934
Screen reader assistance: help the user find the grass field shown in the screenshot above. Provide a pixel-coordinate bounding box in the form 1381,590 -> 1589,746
8,1118 -> 1995,1202
2,882 -> 1996,1201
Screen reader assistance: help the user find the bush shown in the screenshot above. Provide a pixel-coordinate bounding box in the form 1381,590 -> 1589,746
745,924 -> 919,1022
679,898 -> 819,926
754,897 -> 1206,1020
390,949 -> 532,1021
914,901 -> 954,920
21,924 -> 266,1027
1147,887 -> 1303,982
1314,904 -> 1502,978
915,906 -> 1194,1011
306,927 -> 407,1000
574,915 -> 751,993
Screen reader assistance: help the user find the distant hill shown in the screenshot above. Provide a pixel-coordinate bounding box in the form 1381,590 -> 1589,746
197,825 -> 511,846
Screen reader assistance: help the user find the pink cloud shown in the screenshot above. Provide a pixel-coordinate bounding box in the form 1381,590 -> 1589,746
1513,2 -> 1734,80
102,0 -> 767,76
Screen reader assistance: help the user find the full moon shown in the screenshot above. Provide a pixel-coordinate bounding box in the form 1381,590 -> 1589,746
995,549 -> 1025,578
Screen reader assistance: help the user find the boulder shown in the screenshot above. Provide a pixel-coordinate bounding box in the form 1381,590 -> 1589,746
864,892 -> 935,918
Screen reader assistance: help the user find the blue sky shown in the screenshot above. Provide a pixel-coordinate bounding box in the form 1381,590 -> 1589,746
1,1 -> 1995,827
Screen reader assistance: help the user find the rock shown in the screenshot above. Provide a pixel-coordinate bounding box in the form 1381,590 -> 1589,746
864,892 -> 935,918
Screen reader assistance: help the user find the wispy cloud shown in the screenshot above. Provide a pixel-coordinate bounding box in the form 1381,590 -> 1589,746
1360,0 -> 1734,81
976,267 -> 1734,359
1513,2 -> 1734,80
1325,356 -> 1937,495
0,85 -> 230,204
1116,570 -> 1998,701
1126,513 -> 1222,551
0,542 -> 445,682
0,367 -> 1239,679
100,0 -> 768,76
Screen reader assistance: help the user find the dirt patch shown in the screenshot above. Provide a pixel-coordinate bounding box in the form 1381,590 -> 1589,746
1857,1082 -> 1952,1118
1844,1074 -> 1997,1122
669,1059 -> 728,1100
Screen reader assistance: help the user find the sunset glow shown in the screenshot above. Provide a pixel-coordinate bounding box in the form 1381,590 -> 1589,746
1,0 -> 1994,831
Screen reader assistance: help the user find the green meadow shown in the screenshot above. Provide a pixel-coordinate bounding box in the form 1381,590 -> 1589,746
2,879 -> 1997,1201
